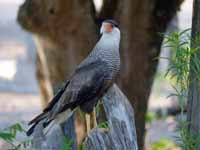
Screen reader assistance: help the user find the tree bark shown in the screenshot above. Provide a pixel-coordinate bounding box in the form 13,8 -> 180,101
32,85 -> 138,150
17,0 -> 183,149
84,84 -> 138,150
98,0 -> 183,148
187,0 -> 200,149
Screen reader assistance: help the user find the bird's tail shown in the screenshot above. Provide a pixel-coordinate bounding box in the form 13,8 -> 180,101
26,112 -> 50,136
26,81 -> 70,136
26,108 -> 76,136
28,112 -> 47,125
26,122 -> 38,136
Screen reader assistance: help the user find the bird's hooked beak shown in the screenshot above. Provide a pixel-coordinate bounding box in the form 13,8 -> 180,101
100,22 -> 114,34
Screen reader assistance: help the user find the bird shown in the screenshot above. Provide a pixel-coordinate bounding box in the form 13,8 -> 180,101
26,19 -> 121,136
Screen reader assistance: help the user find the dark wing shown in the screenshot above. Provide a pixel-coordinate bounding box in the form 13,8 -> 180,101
27,59 -> 111,132
27,59 -> 111,136
48,59 -> 111,119
28,81 -> 70,125
43,81 -> 70,112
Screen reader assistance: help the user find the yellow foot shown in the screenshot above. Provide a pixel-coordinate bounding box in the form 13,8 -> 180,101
85,114 -> 91,134
92,108 -> 97,128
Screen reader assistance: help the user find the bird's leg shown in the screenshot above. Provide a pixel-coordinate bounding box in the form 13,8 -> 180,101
85,113 -> 91,134
92,108 -> 97,128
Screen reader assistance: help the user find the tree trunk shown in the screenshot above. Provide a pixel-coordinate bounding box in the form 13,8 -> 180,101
17,0 -> 183,149
187,0 -> 200,149
112,1 -> 183,148
84,85 -> 138,150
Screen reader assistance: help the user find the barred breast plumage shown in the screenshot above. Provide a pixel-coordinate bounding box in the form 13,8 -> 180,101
81,29 -> 121,80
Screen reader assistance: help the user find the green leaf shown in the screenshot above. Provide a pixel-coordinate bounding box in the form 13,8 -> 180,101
0,132 -> 14,141
62,137 -> 73,150
10,123 -> 24,132
98,121 -> 109,129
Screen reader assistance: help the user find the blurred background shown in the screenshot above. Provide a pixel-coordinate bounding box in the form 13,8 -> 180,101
0,0 -> 193,149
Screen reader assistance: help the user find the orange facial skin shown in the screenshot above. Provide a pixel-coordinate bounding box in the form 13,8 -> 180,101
104,23 -> 113,33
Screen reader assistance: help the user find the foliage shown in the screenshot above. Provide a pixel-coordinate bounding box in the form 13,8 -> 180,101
162,29 -> 191,115
62,136 -> 73,150
146,112 -> 158,124
152,139 -> 181,150
162,29 -> 200,150
176,121 -> 200,150
98,121 -> 109,129
0,123 -> 32,149
0,122 -> 76,150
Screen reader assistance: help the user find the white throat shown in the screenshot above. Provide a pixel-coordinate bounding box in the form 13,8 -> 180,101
88,26 -> 121,59
100,27 -> 121,48
100,26 -> 120,40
